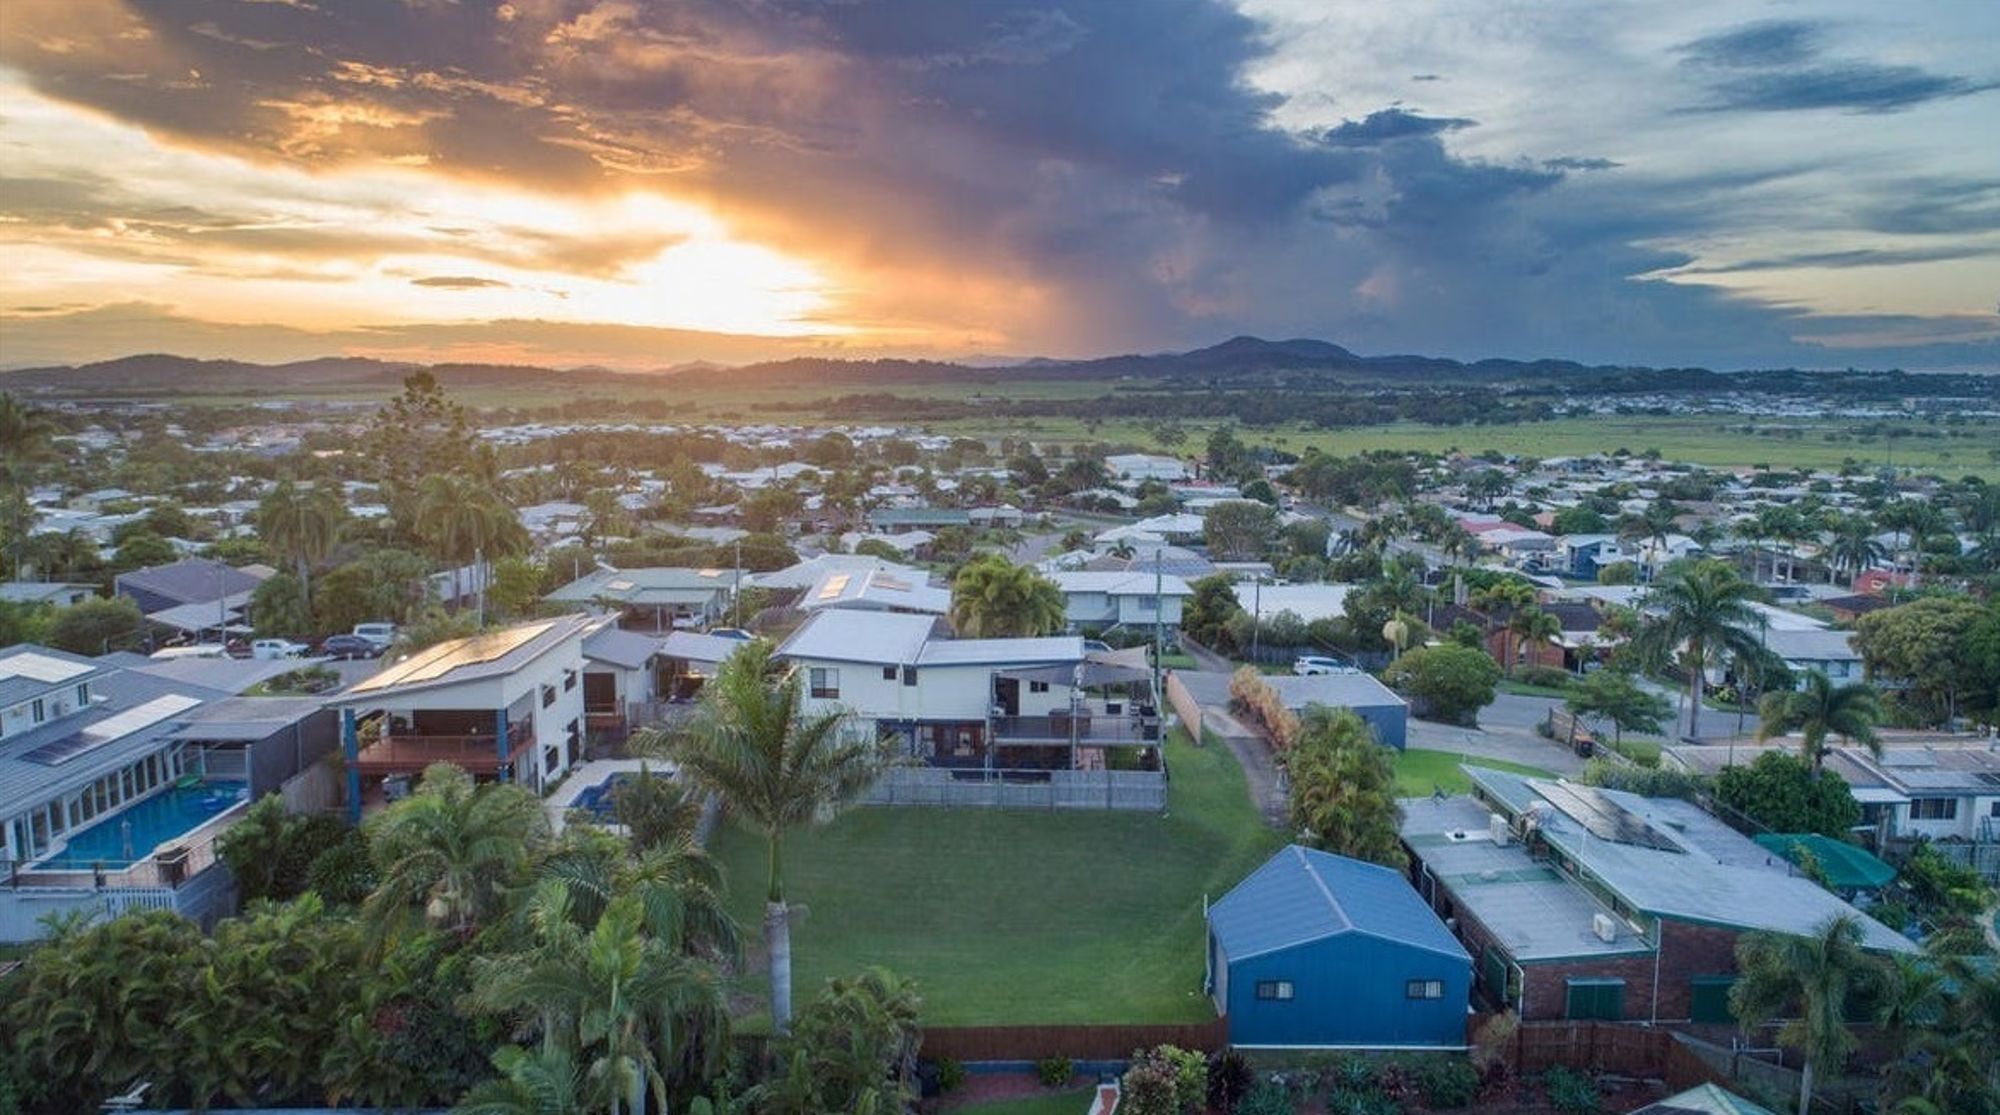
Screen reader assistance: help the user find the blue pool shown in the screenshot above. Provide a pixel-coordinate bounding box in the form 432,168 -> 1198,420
571,773 -> 637,819
41,782 -> 248,869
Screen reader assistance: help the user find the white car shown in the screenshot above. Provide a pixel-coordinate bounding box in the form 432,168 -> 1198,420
351,622 -> 398,649
251,638 -> 310,660
1292,655 -> 1358,676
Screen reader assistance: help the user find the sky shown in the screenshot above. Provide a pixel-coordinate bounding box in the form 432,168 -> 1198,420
0,0 -> 1995,371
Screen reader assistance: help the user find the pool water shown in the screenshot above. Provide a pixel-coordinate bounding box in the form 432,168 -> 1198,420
571,773 -> 636,819
41,782 -> 248,869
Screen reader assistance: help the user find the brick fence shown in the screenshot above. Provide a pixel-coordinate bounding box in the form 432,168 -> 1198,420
923,1018 -> 1229,1062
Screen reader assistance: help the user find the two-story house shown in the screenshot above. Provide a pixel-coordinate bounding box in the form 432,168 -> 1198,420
1047,570 -> 1192,633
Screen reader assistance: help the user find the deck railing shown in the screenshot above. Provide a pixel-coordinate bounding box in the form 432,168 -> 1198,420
355,719 -> 533,773
3,797 -> 249,891
990,713 -> 1161,745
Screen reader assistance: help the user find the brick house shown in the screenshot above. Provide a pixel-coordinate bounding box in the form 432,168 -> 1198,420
1400,768 -> 1911,1025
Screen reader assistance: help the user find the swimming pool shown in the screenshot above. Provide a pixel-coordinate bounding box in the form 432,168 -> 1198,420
40,782 -> 248,870
570,773 -> 636,819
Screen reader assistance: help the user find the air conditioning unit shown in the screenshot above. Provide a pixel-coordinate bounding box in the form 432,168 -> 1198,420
1489,813 -> 1513,846
1592,914 -> 1618,943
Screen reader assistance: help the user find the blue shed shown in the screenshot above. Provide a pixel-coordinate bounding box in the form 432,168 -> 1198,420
1207,846 -> 1471,1049
1269,674 -> 1410,750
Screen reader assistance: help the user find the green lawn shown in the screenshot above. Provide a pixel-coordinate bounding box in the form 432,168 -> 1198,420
709,730 -> 1284,1026
945,1090 -> 1097,1115
1496,678 -> 1573,700
1393,749 -> 1555,798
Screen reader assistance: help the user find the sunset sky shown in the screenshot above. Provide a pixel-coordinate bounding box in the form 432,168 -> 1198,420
1,0 -> 1996,371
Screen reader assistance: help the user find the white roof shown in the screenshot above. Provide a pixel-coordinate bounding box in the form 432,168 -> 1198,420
799,567 -> 951,615
1047,571 -> 1194,597
752,553 -> 926,590
915,636 -> 1083,667
776,610 -> 937,665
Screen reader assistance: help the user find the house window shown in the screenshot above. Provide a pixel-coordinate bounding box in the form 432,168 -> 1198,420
810,668 -> 840,699
1910,799 -> 1958,821
1989,801 -> 2000,817
30,699 -> 45,724
542,683 -> 557,708
883,666 -> 898,681
1029,680 -> 1050,694
76,683 -> 89,706
1406,979 -> 1445,1000
1255,981 -> 1295,1001
1135,595 -> 1157,613
563,670 -> 577,692
903,666 -> 918,687
1565,979 -> 1625,1021
1690,977 -> 1735,1024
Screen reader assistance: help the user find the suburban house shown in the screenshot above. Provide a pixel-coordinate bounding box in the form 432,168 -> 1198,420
580,625 -> 666,739
775,610 -> 1162,774
1106,453 -> 1189,483
114,557 -> 264,616
1048,570 -> 1192,631
0,644 -> 330,942
867,507 -> 971,531
328,614 -> 604,818
1400,768 -> 1911,1024
656,631 -> 754,701
1207,845 -> 1471,1049
752,553 -> 927,592
798,565 -> 952,617
0,582 -> 98,608
545,566 -> 737,632
1761,628 -> 1864,685
1558,535 -> 1632,581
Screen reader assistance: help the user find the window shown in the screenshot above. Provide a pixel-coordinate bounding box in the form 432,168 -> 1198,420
1990,801 -> 1999,818
563,669 -> 577,692
1690,977 -> 1735,1024
810,668 -> 840,699
76,683 -> 89,706
903,666 -> 918,687
883,666 -> 898,681
1135,595 -> 1157,613
1029,680 -> 1050,694
1910,798 -> 1958,821
30,698 -> 45,724
1565,979 -> 1625,1021
542,683 -> 557,708
1406,979 -> 1445,1000
1255,981 -> 1295,1001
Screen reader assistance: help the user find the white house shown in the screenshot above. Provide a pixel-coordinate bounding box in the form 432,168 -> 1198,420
329,614 -> 604,817
1106,454 -> 1189,483
580,626 -> 665,738
1047,570 -> 1192,630
799,566 -> 952,616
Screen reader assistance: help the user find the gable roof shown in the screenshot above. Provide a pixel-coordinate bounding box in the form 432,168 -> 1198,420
336,614 -> 602,701
115,558 -> 263,606
546,566 -> 736,606
1048,571 -> 1195,597
583,627 -> 662,671
775,610 -> 939,666
1208,845 -> 1469,963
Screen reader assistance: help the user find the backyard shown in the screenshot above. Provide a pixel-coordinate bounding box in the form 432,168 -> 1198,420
709,729 -> 1284,1027
1392,748 -> 1555,797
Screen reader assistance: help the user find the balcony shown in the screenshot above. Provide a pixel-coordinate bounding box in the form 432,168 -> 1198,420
353,718 -> 533,777
990,712 -> 1161,746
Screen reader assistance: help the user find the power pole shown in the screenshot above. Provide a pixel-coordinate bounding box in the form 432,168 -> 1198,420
1151,548 -> 1164,711
474,546 -> 485,627
733,537 -> 743,628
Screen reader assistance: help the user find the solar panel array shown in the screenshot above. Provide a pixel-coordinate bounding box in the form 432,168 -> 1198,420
0,651 -> 92,684
816,574 -> 852,601
22,693 -> 204,765
349,620 -> 556,694
1536,781 -> 1685,853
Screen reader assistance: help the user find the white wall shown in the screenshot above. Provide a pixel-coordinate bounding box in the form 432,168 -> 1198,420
794,658 -> 1076,723
1116,595 -> 1184,626
1895,794 -> 2000,841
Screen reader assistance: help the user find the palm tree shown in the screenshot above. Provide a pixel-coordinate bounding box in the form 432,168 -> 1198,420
362,762 -> 548,939
1827,517 -> 1885,585
1729,915 -> 1883,1115
1508,607 -> 1563,675
1636,560 -> 1763,739
1757,671 -> 1882,772
631,642 -> 895,1031
948,554 -> 1067,637
456,1045 -> 600,1115
417,474 -> 526,608
1617,499 -> 1679,573
257,479 -> 344,604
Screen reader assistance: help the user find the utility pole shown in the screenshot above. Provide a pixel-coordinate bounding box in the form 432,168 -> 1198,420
733,537 -> 743,628
474,546 -> 485,627
1250,574 -> 1263,662
1151,547 -> 1164,711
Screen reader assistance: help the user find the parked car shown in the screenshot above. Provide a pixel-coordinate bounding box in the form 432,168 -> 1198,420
1083,639 -> 1114,654
351,622 -> 398,649
1293,655 -> 1359,676
708,627 -> 755,641
319,633 -> 385,660
150,643 -> 229,661
251,638 -> 310,660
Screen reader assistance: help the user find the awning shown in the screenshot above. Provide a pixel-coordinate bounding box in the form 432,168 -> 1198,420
1752,833 -> 1896,891
999,654 -> 1153,689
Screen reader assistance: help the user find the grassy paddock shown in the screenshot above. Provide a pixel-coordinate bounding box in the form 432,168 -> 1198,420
1392,749 -> 1555,798
709,729 -> 1284,1026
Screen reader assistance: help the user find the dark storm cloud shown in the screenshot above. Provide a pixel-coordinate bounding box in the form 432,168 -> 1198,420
1677,19 -> 1998,113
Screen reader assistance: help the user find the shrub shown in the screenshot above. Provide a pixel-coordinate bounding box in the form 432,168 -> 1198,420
1544,1066 -> 1601,1115
1206,1050 -> 1254,1113
1513,665 -> 1574,690
1322,1090 -> 1396,1115
934,1057 -> 967,1094
1036,1055 -> 1074,1088
1235,1082 -> 1294,1115
1230,666 -> 1301,749
1413,1057 -> 1478,1109
1120,1056 -> 1178,1115
1324,1054 -> 1375,1095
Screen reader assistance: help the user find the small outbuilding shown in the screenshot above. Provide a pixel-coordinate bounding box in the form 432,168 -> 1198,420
1206,845 -> 1470,1049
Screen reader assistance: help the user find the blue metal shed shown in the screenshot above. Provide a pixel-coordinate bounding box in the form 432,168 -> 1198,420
1207,845 -> 1470,1048
1268,674 -> 1410,749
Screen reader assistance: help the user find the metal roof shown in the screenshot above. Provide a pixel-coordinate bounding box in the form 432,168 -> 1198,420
1630,1083 -> 1778,1115
0,646 -> 105,709
1047,571 -> 1195,597
168,696 -> 327,741
0,662 -> 232,809
1209,845 -> 1469,963
115,558 -> 262,606
658,631 -> 754,667
583,627 -> 662,671
775,610 -> 938,666
915,636 -> 1083,667
1266,673 -> 1407,713
335,614 -> 601,702
545,566 -> 735,604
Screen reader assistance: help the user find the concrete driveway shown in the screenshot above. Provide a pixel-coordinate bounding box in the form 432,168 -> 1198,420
1405,691 -> 1587,776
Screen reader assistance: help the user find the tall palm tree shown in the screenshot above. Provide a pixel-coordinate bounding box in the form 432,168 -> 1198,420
1617,499 -> 1679,573
362,762 -> 549,939
631,642 -> 895,1031
1636,559 -> 1763,739
417,474 -> 526,608
1730,915 -> 1883,1115
1827,517 -> 1886,585
1508,607 -> 1563,674
1757,671 -> 1882,772
948,554 -> 1066,637
257,478 -> 344,604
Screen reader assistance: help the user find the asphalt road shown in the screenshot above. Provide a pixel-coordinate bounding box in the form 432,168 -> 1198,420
1404,691 -> 1588,776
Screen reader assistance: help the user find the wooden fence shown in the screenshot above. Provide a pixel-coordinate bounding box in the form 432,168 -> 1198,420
922,1017 -> 1228,1062
1512,1021 -> 1670,1077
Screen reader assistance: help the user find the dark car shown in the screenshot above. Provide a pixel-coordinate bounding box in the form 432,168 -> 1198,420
319,634 -> 384,660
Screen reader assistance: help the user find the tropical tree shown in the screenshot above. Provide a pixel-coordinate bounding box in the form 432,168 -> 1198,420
948,553 -> 1066,638
417,474 -> 528,608
1617,499 -> 1680,572
1876,953 -> 2000,1114
1635,560 -> 1764,739
1757,671 -> 1882,773
1285,707 -> 1405,868
455,1045 -> 602,1115
1507,606 -> 1562,674
1565,669 -> 1671,747
0,393 -> 58,577
746,968 -> 924,1115
1729,915 -> 1884,1115
363,763 -> 550,939
1827,517 -> 1886,584
257,479 -> 344,604
631,642 -> 896,1031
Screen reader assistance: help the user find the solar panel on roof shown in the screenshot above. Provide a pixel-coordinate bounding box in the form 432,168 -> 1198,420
873,574 -> 912,592
22,693 -> 203,765
1536,781 -> 1684,853
349,621 -> 556,693
0,652 -> 91,684
606,579 -> 636,592
817,574 -> 852,601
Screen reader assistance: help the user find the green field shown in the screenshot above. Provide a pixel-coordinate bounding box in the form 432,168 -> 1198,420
1392,749 -> 1555,797
709,730 -> 1284,1026
946,1090 -> 1098,1115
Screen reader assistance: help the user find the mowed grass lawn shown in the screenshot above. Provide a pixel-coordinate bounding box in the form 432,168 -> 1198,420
946,1090 -> 1098,1115
709,730 -> 1284,1026
1393,748 -> 1554,798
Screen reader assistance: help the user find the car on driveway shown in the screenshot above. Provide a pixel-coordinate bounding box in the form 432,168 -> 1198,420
1293,655 -> 1359,676
251,638 -> 310,660
319,634 -> 384,660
